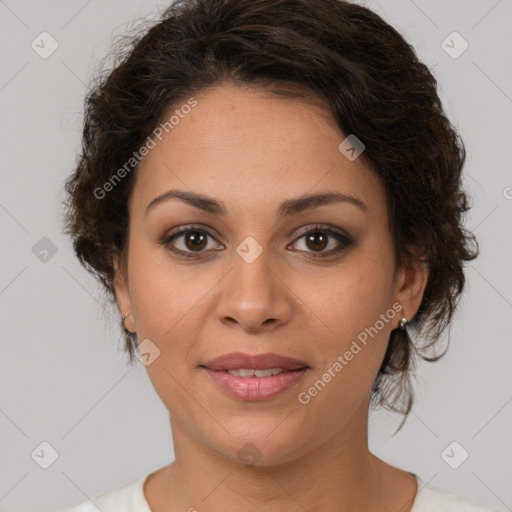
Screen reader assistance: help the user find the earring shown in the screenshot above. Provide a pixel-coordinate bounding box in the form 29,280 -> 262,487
122,314 -> 136,336
399,317 -> 408,330
121,314 -> 137,349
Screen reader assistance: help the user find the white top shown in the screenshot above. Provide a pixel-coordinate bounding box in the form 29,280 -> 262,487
55,472 -> 499,512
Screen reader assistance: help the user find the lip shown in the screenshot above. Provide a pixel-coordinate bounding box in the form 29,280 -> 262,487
202,367 -> 309,400
202,352 -> 309,371
200,352 -> 310,401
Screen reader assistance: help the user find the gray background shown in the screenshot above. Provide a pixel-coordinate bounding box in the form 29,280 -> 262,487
0,0 -> 511,510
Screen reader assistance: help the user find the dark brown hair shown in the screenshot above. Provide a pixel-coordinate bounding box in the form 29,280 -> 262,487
62,0 -> 478,426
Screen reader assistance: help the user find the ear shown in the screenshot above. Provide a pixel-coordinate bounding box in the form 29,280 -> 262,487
113,252 -> 135,332
393,245 -> 429,324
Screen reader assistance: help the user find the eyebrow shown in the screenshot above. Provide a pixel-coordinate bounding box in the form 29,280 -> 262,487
144,189 -> 368,217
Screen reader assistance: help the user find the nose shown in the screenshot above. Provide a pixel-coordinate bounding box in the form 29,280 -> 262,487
216,245 -> 293,333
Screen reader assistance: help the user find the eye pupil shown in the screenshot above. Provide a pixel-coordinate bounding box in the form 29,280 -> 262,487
306,232 -> 328,251
164,225 -> 349,259
185,231 -> 207,251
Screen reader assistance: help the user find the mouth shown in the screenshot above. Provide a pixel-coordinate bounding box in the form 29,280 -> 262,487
200,352 -> 310,400
201,351 -> 309,372
220,368 -> 296,377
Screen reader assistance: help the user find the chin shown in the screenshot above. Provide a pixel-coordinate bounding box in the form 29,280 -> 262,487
211,429 -> 310,468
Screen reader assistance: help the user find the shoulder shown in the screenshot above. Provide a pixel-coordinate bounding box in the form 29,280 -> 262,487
412,477 -> 499,512
53,473 -> 151,512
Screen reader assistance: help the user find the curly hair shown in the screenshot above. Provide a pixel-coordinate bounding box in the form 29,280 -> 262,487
62,0 -> 478,426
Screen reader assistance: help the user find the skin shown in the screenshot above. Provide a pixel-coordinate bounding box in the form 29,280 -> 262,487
113,82 -> 428,512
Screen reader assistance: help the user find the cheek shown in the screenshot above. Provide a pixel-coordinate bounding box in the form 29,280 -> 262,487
296,272 -> 395,419
304,255 -> 395,339
295,246 -> 396,385
126,242 -> 201,352
126,246 -> 208,414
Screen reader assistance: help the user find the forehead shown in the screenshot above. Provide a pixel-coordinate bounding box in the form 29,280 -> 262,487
130,83 -> 386,220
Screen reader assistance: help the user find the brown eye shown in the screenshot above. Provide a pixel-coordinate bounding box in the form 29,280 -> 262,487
305,231 -> 329,252
160,225 -> 224,258
182,230 -> 208,251
160,224 -> 354,260
290,225 -> 355,259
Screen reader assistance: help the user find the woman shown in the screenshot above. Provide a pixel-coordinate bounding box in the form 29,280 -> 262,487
59,0 -> 494,510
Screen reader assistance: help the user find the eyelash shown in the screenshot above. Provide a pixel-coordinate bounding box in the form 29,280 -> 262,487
159,223 -> 355,260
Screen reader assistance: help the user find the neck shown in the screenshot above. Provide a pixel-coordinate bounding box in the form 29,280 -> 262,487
146,405 -> 415,511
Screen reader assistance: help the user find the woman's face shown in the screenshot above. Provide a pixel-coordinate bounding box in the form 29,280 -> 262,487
114,83 -> 426,465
